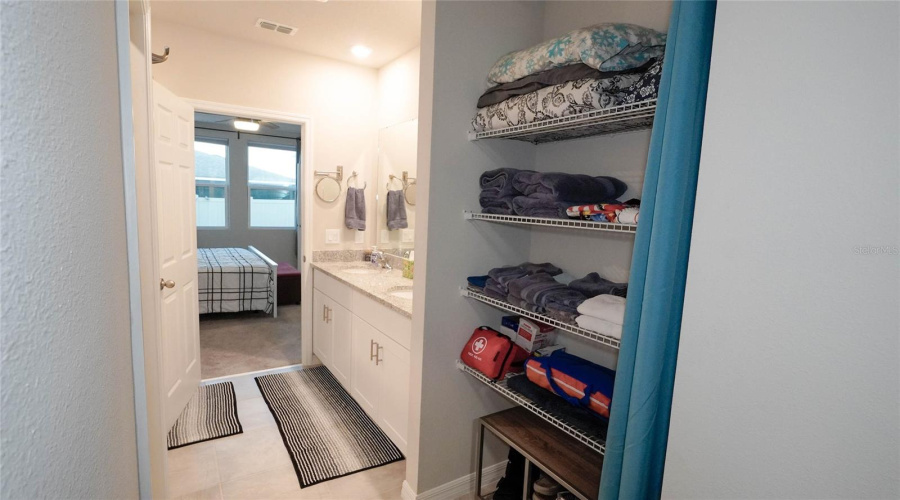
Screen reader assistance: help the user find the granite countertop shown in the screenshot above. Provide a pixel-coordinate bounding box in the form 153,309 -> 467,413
310,261 -> 413,317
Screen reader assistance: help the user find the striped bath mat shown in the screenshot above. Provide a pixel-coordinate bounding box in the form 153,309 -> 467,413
255,367 -> 403,487
167,382 -> 243,449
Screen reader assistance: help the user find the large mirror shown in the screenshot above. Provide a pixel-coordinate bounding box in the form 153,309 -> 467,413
375,119 -> 418,257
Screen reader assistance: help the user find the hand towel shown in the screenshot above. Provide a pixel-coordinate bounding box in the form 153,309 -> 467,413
345,187 -> 366,230
576,294 -> 626,325
512,172 -> 627,204
569,272 -> 627,298
507,273 -> 566,306
542,288 -> 588,309
386,189 -> 408,230
483,278 -> 508,300
487,263 -> 563,290
575,315 -> 623,339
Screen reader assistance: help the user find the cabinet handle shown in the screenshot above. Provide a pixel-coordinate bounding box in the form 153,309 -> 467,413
375,345 -> 384,366
322,305 -> 327,322
326,306 -> 331,323
370,340 -> 378,361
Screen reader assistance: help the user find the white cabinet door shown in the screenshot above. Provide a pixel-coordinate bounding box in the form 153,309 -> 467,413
312,289 -> 332,366
153,81 -> 201,429
329,301 -> 352,390
351,316 -> 380,417
378,334 -> 410,454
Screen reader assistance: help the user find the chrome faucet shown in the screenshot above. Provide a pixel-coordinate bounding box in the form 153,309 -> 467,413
371,250 -> 392,270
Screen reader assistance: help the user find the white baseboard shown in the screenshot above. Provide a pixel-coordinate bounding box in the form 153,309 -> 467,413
401,461 -> 507,500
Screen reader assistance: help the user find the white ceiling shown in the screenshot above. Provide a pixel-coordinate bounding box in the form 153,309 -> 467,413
151,0 -> 422,69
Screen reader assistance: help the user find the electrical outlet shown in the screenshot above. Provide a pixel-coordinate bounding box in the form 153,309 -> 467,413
401,229 -> 414,243
354,231 -> 364,243
325,229 -> 340,244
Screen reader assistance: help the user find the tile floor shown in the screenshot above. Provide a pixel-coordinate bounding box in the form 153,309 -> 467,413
167,372 -> 407,500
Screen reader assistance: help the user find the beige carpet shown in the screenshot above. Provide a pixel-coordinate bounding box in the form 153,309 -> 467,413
200,305 -> 302,379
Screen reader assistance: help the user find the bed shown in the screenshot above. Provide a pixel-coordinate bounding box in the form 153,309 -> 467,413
197,246 -> 278,317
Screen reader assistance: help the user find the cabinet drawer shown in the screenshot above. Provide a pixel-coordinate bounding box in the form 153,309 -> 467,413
314,269 -> 353,306
352,290 -> 411,350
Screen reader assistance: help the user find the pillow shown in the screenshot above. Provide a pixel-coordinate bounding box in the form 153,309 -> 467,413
487,23 -> 666,85
621,58 -> 664,104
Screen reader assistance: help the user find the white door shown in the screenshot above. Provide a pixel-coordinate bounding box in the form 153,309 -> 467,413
329,301 -> 352,390
153,81 -> 201,429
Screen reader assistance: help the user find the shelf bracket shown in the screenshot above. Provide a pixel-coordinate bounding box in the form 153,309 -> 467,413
467,131 -> 478,141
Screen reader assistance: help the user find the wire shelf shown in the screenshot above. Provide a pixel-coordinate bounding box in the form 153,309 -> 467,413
461,288 -> 621,350
465,211 -> 637,234
468,100 -> 657,144
457,361 -> 607,454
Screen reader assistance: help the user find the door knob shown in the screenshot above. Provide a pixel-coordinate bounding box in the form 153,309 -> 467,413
160,279 -> 175,290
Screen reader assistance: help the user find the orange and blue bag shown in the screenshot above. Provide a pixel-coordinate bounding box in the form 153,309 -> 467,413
524,350 -> 615,418
461,326 -> 528,380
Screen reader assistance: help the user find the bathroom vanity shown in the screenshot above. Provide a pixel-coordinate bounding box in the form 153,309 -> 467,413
310,261 -> 412,454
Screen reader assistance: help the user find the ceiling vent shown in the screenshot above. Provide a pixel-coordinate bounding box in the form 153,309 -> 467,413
255,18 -> 297,36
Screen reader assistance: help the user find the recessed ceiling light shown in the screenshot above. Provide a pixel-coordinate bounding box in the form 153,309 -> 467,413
234,118 -> 260,132
351,45 -> 372,59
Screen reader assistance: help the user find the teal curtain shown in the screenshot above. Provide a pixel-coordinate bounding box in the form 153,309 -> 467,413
598,2 -> 717,499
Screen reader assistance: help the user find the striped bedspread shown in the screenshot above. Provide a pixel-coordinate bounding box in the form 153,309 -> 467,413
198,248 -> 274,314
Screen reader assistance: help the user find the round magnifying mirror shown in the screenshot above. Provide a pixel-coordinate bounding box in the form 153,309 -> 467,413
404,181 -> 416,206
315,177 -> 341,203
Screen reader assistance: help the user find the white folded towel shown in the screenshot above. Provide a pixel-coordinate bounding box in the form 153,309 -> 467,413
575,315 -> 623,339
576,294 -> 626,325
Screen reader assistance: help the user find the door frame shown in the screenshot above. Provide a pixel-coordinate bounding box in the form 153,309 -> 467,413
116,1 -> 315,496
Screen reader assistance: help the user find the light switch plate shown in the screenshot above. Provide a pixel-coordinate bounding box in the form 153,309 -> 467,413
354,231 -> 364,243
325,229 -> 340,244
401,229 -> 414,243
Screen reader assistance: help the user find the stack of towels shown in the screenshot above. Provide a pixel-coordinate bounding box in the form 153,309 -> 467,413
479,169 -> 628,219
467,266 -> 628,339
576,294 -> 626,339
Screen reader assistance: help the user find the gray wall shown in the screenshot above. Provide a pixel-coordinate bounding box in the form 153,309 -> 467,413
1,1 -> 140,498
663,2 -> 900,498
196,129 -> 299,265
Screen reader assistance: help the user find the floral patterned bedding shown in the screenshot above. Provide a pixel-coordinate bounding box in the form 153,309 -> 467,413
472,73 -> 643,133
487,23 -> 666,85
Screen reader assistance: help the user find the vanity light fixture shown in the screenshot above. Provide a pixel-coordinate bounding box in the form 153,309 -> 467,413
351,45 -> 372,59
234,118 -> 260,132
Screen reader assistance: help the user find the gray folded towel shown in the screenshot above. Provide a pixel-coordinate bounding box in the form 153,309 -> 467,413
569,272 -> 628,298
512,172 -> 628,203
512,195 -> 571,219
345,187 -> 366,230
386,189 -> 408,230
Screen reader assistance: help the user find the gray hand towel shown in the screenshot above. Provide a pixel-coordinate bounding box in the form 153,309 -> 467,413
345,187 -> 366,230
386,189 -> 408,230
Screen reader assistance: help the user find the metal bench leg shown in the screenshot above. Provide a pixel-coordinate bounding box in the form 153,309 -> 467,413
523,458 -> 532,500
475,423 -> 485,499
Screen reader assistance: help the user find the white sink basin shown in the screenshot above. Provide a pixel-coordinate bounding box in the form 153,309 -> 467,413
343,268 -> 380,275
389,288 -> 414,300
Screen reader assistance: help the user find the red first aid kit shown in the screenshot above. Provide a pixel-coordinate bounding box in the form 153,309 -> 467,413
460,326 -> 528,380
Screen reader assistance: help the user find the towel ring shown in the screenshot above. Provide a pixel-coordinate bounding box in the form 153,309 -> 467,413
348,171 -> 366,190
386,174 -> 404,191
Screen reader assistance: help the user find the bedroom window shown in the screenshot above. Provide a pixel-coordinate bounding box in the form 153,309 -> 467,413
195,138 -> 228,228
248,144 -> 297,228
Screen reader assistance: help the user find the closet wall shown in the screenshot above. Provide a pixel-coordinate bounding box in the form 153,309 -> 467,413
664,2 -> 899,498
411,0 -> 671,493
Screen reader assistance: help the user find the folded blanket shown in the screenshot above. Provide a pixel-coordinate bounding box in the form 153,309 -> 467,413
513,172 -> 627,204
512,196 -> 570,219
473,74 -> 642,132
569,272 -> 628,298
577,294 -> 626,325
576,315 -> 623,339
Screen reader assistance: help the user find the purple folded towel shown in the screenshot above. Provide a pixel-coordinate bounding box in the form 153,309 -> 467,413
512,172 -> 627,204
